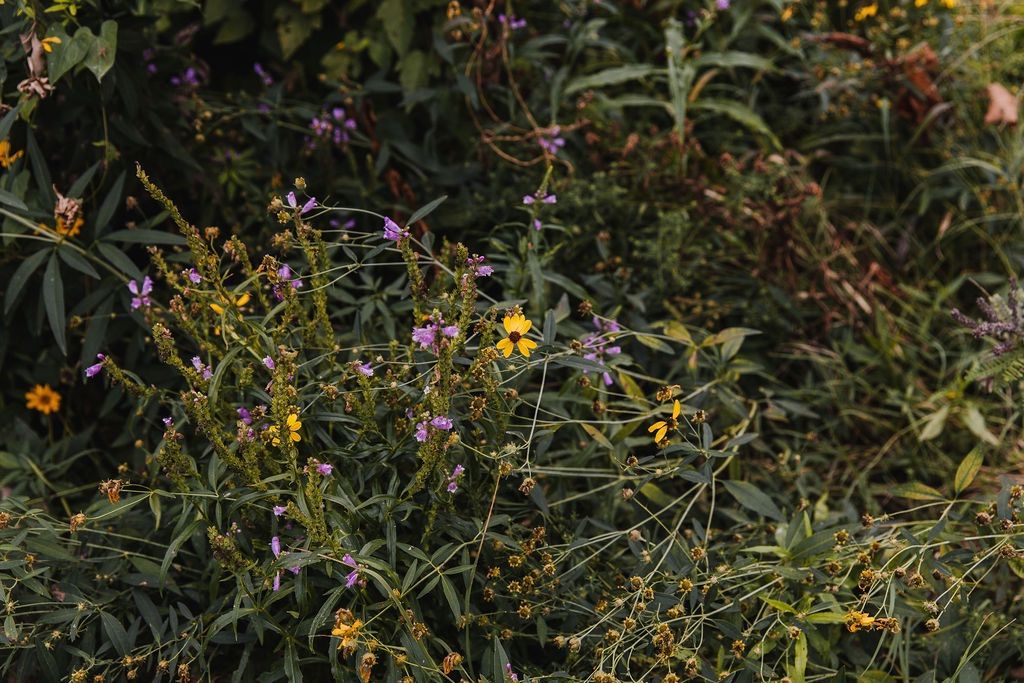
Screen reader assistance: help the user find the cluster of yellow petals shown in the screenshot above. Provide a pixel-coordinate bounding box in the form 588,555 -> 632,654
844,610 -> 876,632
268,413 -> 302,446
210,293 -> 251,314
496,313 -> 538,358
332,618 -> 363,651
0,139 -> 24,169
648,399 -> 681,444
56,215 -> 84,237
854,3 -> 878,21
25,384 -> 61,414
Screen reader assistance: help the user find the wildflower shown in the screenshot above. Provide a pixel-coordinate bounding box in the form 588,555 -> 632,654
186,268 -> 202,283
940,0 -> 955,6
237,407 -> 252,425
415,421 -> 430,442
538,127 -> 566,155
285,192 -> 316,215
498,14 -> 527,29
342,553 -> 359,588
170,67 -> 201,88
533,218 -> 542,231
0,139 -> 24,168
268,413 -> 302,445
332,616 -> 363,650
467,254 -> 494,277
190,356 -> 213,381
209,292 -> 250,314
431,415 -> 453,430
915,0 -> 927,5
383,216 -> 409,241
69,512 -> 86,532
845,610 -> 876,632
84,354 -> 106,379
854,3 -> 877,21
355,362 -> 374,377
40,36 -> 62,53
582,317 -> 622,386
274,264 -> 304,300
316,463 -> 333,476
273,572 -> 281,592
505,663 -> 519,683
262,355 -> 275,370
648,400 -> 681,444
273,505 -> 286,517
128,276 -> 153,310
308,107 -> 357,147
253,62 -> 273,86
25,384 -> 61,414
447,464 -> 465,493
271,536 -> 282,558
496,313 -> 537,358
162,416 -> 174,428
55,215 -> 83,237
716,0 -> 730,9
412,314 -> 459,353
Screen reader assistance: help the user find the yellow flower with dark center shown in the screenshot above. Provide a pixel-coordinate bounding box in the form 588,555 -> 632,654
40,36 -> 62,53
648,400 -> 680,444
854,2 -> 877,21
25,384 -> 61,414
268,413 -> 301,445
845,610 -> 876,632
0,139 -> 24,169
210,293 -> 251,314
496,313 -> 537,358
55,215 -> 83,237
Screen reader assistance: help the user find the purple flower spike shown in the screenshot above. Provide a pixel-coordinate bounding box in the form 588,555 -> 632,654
84,353 -> 106,379
238,407 -> 252,425
383,217 -> 408,242
316,463 -> 333,476
415,421 -> 429,443
430,416 -> 453,430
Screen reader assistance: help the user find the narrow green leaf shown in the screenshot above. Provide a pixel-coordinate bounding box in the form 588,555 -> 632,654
406,195 -> 447,226
4,248 -> 49,314
954,448 -> 983,495
722,479 -> 784,521
43,254 -> 67,354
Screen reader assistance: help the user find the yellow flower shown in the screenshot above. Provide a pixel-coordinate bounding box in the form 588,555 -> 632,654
854,2 -> 878,21
268,413 -> 301,446
845,610 -> 876,632
781,5 -> 795,21
939,0 -> 955,7
210,292 -> 251,314
25,384 -> 61,415
332,618 -> 362,650
496,313 -> 537,358
915,0 -> 927,6
55,215 -> 83,237
40,36 -> 62,53
0,139 -> 24,169
648,400 -> 680,444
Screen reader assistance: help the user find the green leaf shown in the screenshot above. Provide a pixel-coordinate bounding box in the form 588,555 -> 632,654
57,246 -> 100,279
103,229 -> 187,245
581,423 -> 613,450
99,612 -> 130,656
68,161 -> 102,198
690,99 -> 782,150
962,404 -> 998,445
918,405 -> 949,442
954,448 -> 983,495
635,333 -> 673,353
696,51 -> 777,72
96,242 -> 143,281
564,64 -> 660,95
890,482 -> 944,501
43,254 -> 67,355
0,103 -> 21,141
94,170 -> 126,236
722,479 -> 784,521
790,630 -> 807,683
617,371 -> 645,401
49,26 -> 93,83
406,195 -> 447,226
0,189 -> 27,211
377,0 -> 412,56
4,248 -> 49,314
84,21 -> 117,82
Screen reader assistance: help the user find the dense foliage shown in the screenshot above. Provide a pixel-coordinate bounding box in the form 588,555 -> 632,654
2,0 -> 1024,681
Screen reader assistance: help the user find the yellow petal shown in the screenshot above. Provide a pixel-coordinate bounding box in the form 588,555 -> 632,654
291,432 -> 301,443
497,338 -> 514,357
286,413 -> 298,427
210,303 -> 225,315
518,338 -> 537,356
672,400 -> 680,419
655,426 -> 668,443
648,421 -> 666,433
235,293 -> 251,307
502,315 -> 516,334
517,318 -> 533,335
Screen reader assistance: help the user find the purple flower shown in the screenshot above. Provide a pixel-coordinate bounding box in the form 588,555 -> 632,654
467,255 -> 494,278
505,663 -> 519,683
286,192 -> 316,215
412,325 -> 437,350
170,67 -> 200,88
415,421 -> 429,443
254,62 -> 273,86
383,217 -> 408,242
263,356 -> 275,370
289,565 -> 301,575
533,218 -> 542,231
442,325 -> 459,338
522,195 -> 535,205
716,0 -> 730,9
430,416 -> 453,430
543,194 -> 557,204
316,463 -> 333,476
84,353 -> 106,379
412,315 -> 459,353
538,129 -> 566,155
271,536 -> 282,558
187,268 -> 202,284
447,463 -> 465,493
356,362 -> 374,377
191,356 -> 213,381
238,407 -> 252,425
128,276 -> 153,310
273,572 -> 281,592
273,505 -> 286,517
162,416 -> 174,428
342,553 -> 360,588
